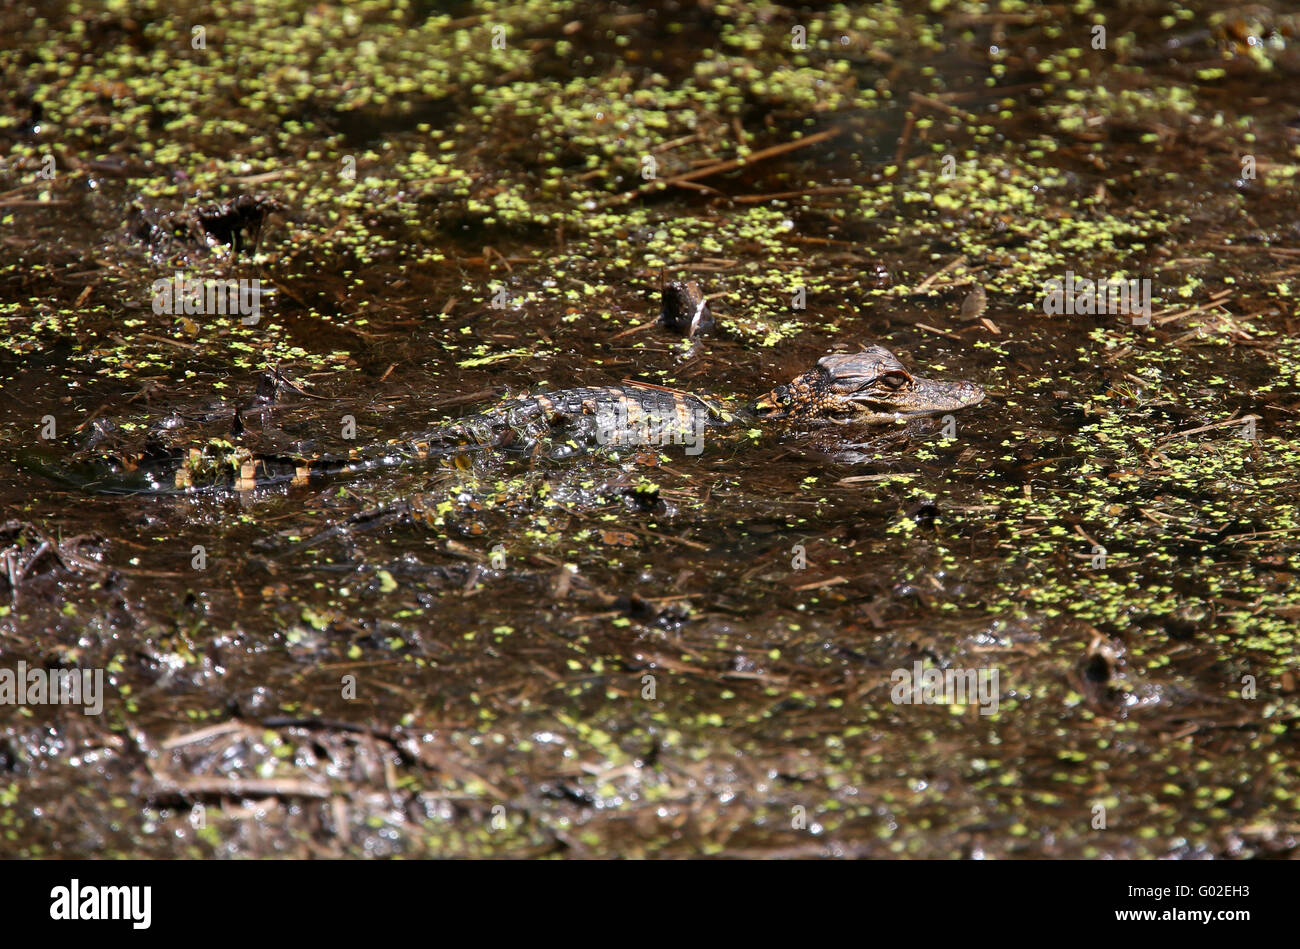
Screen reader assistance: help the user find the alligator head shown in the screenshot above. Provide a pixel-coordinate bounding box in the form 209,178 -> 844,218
753,345 -> 984,424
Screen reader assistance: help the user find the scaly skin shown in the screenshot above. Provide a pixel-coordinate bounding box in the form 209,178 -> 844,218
753,345 -> 984,424
28,346 -> 981,495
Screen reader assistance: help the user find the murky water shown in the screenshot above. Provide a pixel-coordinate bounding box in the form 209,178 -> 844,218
2,0 -> 1299,857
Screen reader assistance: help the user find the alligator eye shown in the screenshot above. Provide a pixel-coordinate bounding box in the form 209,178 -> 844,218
879,372 -> 910,390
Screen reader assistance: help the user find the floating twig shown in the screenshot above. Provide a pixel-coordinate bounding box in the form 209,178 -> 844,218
606,127 -> 844,206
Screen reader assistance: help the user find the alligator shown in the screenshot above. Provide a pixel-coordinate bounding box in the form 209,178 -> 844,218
26,344 -> 984,496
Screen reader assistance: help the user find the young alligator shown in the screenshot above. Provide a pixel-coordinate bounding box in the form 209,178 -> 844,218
31,345 -> 984,495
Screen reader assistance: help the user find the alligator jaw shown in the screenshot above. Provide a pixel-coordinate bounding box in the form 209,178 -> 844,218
844,374 -> 985,422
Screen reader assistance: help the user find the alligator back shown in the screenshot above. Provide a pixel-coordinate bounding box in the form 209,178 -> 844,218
482,383 -> 731,457
23,383 -> 735,495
